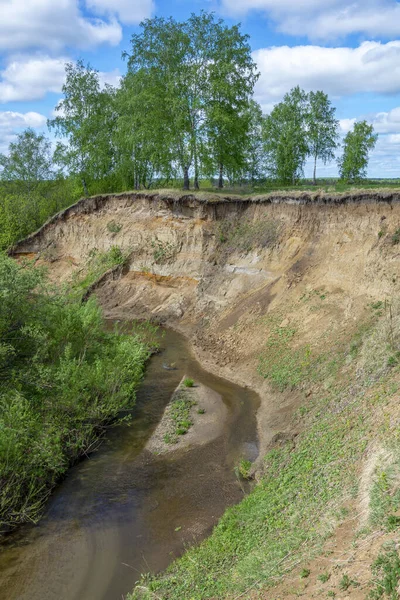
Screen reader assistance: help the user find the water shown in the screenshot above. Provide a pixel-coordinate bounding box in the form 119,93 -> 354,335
0,327 -> 259,600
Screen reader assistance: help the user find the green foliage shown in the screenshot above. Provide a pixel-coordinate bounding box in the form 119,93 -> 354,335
183,378 -> 195,388
300,568 -> 311,579
307,91 -> 339,184
107,220 -> 122,234
124,12 -> 259,190
69,246 -> 126,300
0,129 -> 56,195
0,255 -> 151,531
318,572 -> 331,583
169,393 -> 196,438
236,459 -> 252,480
48,60 -> 116,196
338,120 -> 378,182
369,543 -> 400,599
263,86 -> 309,184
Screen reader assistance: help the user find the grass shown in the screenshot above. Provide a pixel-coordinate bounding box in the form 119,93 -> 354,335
69,245 -> 127,300
163,390 -> 197,444
369,542 -> 400,599
183,378 -> 195,388
128,298 -> 400,599
258,321 -> 314,391
235,459 -> 252,480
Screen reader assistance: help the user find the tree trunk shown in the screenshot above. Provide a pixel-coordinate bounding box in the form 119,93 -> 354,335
313,155 -> 317,185
183,166 -> 190,190
82,177 -> 89,197
194,139 -> 199,190
218,164 -> 224,189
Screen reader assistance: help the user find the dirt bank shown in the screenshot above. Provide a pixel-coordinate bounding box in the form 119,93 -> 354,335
11,189 -> 400,598
11,190 -> 400,458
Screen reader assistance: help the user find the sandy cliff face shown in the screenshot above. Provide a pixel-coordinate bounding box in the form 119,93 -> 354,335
11,190 -> 400,453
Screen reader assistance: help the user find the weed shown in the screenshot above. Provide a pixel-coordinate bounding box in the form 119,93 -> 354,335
339,574 -> 359,591
391,229 -> 400,245
70,245 -> 127,300
369,542 -> 400,599
183,378 -> 195,388
107,220 -> 122,234
300,568 -> 311,579
236,460 -> 252,480
327,592 -> 336,598
151,239 -> 177,264
318,572 -> 331,583
197,408 -> 206,414
169,393 -> 196,438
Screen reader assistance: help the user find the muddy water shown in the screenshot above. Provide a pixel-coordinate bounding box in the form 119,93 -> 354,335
0,327 -> 259,600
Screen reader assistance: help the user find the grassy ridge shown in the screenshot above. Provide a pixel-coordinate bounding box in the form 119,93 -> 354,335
0,254 -> 153,532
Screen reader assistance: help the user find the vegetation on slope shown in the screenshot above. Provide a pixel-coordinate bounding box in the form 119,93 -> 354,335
0,254 -> 153,532
129,299 -> 400,599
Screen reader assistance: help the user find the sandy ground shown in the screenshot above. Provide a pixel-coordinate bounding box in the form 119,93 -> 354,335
146,376 -> 228,455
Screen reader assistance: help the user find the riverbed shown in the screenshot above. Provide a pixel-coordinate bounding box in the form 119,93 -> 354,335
0,327 -> 259,600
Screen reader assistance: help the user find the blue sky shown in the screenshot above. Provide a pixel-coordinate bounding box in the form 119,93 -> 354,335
1,0 -> 400,177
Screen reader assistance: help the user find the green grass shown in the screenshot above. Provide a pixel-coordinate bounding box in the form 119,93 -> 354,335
163,391 -> 197,444
183,377 -> 195,388
369,542 -> 400,599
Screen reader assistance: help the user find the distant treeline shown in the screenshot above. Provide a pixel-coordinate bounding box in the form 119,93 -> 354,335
0,11 -> 379,247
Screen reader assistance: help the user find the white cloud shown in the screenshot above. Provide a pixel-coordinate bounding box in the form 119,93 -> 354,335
0,111 -> 47,154
0,56 -> 122,104
339,118 -> 357,134
0,57 -> 67,103
220,0 -> 400,40
0,0 -> 122,52
253,41 -> 400,105
86,0 -> 154,25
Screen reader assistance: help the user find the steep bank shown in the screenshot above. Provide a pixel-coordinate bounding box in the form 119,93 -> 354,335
11,189 -> 400,454
11,189 -> 400,597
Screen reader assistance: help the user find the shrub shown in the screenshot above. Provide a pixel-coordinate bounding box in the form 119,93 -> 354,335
183,378 -> 195,388
0,255 -> 151,531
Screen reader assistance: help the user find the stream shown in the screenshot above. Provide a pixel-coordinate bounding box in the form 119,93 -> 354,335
0,326 -> 260,600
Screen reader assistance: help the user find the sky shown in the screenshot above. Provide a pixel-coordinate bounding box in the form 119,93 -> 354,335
1,0 -> 400,178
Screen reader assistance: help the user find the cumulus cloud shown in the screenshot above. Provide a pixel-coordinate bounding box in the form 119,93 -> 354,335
253,41 -> 400,106
0,57 -> 68,103
86,0 -> 154,25
0,110 -> 47,154
0,56 -> 122,104
0,0 -> 122,52
220,0 -> 400,40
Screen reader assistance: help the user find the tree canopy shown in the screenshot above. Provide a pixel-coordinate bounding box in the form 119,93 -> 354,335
338,120 -> 378,182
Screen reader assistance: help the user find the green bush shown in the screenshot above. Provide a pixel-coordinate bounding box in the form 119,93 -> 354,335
183,378 -> 195,388
0,254 -> 151,531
